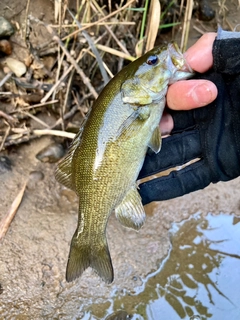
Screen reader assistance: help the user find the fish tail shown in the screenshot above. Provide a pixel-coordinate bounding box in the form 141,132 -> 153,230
66,229 -> 114,283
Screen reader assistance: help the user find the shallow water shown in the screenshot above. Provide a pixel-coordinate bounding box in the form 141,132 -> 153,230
84,212 -> 240,320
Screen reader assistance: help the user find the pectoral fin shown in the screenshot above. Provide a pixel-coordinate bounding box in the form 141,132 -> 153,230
115,111 -> 139,140
115,106 -> 151,141
115,186 -> 146,230
148,126 -> 162,153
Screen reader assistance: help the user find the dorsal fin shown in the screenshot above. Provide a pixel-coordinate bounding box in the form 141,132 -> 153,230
55,117 -> 88,190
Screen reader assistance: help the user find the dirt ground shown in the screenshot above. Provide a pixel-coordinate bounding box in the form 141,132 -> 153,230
0,1 -> 240,319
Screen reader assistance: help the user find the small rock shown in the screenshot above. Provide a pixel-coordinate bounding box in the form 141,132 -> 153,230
0,39 -> 12,55
29,170 -> 44,182
0,155 -> 12,173
28,170 -> 44,187
36,143 -> 65,163
0,16 -> 14,38
198,0 -> 215,21
4,57 -> 27,77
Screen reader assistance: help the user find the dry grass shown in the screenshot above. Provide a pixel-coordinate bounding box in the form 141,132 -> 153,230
0,0 -> 159,149
0,0 -> 229,150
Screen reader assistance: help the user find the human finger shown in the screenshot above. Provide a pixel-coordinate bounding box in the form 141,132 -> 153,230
184,33 -> 216,72
159,112 -> 174,134
166,79 -> 218,110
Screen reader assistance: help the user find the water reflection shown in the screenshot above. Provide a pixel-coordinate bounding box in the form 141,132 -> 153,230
84,213 -> 240,319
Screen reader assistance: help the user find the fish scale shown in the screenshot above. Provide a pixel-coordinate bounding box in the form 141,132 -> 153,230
55,43 -> 193,283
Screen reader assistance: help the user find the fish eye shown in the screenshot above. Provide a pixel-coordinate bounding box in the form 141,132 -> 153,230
146,55 -> 159,66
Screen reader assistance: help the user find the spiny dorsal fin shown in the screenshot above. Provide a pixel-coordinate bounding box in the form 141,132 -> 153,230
55,117 -> 87,190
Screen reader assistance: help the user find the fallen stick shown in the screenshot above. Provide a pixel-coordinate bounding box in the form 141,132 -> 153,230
33,129 -> 75,139
0,181 -> 27,241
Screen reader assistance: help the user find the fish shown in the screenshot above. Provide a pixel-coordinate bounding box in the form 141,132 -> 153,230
55,43 -> 193,283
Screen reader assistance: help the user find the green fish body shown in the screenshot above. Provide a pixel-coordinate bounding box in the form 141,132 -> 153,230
55,43 -> 192,283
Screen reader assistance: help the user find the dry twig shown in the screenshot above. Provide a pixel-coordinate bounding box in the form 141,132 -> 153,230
96,44 -> 135,61
27,16 -> 98,101
45,24 -> 98,99
0,110 -> 17,125
61,0 -> 136,41
67,7 -> 109,85
0,182 -> 28,241
33,129 -> 75,139
145,0 -> 161,52
0,122 -> 10,151
181,0 -> 194,51
0,72 -> 13,88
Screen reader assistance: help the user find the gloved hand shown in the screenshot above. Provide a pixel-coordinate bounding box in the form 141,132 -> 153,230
138,31 -> 240,205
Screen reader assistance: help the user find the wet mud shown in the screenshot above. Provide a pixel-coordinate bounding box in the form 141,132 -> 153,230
0,138 -> 240,319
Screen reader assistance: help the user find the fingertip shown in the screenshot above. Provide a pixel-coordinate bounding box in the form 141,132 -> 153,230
167,80 -> 218,110
159,113 -> 174,135
184,33 -> 216,72
190,81 -> 218,107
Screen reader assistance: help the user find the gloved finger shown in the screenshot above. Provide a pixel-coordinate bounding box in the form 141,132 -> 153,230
138,160 -> 211,204
138,129 -> 201,179
170,107 -> 200,133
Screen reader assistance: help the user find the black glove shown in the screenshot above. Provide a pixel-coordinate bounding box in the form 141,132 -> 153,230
138,36 -> 240,205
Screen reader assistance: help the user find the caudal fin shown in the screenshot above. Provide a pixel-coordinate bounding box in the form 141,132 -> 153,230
66,230 -> 114,283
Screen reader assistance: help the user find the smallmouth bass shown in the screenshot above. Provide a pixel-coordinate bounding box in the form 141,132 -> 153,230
55,43 -> 192,283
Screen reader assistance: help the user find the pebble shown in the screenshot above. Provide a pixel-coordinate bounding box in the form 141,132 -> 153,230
0,16 -> 14,38
4,57 -> 27,77
0,155 -> 12,173
198,0 -> 215,21
0,39 -> 12,55
28,171 -> 44,189
36,143 -> 65,163
29,170 -> 44,182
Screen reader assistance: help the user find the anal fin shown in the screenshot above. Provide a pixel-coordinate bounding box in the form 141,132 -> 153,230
115,186 -> 146,230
